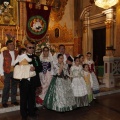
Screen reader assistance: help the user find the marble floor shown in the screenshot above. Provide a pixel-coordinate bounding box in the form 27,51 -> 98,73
0,93 -> 120,120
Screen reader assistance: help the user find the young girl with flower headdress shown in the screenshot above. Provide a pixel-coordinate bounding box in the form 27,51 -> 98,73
84,52 -> 100,99
83,64 -> 93,103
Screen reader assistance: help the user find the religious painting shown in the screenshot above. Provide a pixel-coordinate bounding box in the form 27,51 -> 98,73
28,16 -> 47,35
55,28 -> 60,38
0,0 -> 19,25
26,3 -> 51,41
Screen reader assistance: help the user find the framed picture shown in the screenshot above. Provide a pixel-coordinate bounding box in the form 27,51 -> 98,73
55,28 -> 60,38
0,0 -> 19,25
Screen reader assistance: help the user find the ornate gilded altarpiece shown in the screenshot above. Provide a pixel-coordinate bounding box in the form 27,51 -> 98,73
0,0 -> 18,25
45,0 -> 76,55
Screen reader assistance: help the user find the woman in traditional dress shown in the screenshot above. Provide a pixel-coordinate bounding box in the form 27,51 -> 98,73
44,54 -> 76,112
70,57 -> 88,107
36,47 -> 53,105
84,52 -> 100,99
78,54 -> 84,65
83,64 -> 93,103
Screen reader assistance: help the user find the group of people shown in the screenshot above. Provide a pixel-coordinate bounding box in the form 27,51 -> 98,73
37,45 -> 100,111
0,40 -> 100,120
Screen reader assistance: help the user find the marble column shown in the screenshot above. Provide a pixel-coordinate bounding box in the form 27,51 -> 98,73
102,8 -> 115,88
103,56 -> 115,88
82,13 -> 90,55
102,8 -> 114,56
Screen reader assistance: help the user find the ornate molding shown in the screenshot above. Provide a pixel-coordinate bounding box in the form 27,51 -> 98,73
48,23 -> 73,43
80,5 -> 92,20
46,0 -> 68,22
105,20 -> 113,29
47,23 -> 74,55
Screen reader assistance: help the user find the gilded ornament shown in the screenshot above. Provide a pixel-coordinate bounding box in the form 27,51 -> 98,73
46,0 -> 68,22
0,0 -> 18,25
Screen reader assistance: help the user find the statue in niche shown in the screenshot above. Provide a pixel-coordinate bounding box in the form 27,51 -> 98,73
55,28 -> 59,38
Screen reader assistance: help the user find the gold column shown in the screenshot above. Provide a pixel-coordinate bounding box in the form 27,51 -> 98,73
105,20 -> 113,47
102,9 -> 115,56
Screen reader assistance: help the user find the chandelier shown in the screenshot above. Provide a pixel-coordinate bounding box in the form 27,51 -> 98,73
94,0 -> 119,9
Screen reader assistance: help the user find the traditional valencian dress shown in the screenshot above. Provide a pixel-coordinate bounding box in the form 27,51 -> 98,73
70,65 -> 88,107
43,63 -> 76,112
83,70 -> 93,103
37,52 -> 53,104
13,54 -> 36,80
84,59 -> 100,94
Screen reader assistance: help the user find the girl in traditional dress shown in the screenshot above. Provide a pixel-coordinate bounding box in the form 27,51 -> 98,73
44,54 -> 76,112
84,52 -> 100,99
13,48 -> 36,80
83,64 -> 93,103
78,54 -> 84,65
70,57 -> 88,107
66,55 -> 74,73
36,47 -> 53,105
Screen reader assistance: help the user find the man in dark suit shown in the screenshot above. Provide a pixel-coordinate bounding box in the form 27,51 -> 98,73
20,41 -> 42,120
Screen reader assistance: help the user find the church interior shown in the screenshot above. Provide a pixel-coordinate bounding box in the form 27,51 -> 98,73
0,0 -> 120,120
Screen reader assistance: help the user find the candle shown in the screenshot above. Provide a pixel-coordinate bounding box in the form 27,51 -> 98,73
21,30 -> 22,40
0,43 -> 1,49
16,26 -> 19,40
24,30 -> 25,36
17,29 -> 18,40
1,28 -> 4,40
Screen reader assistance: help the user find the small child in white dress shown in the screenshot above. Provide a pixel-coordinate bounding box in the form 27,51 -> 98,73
13,48 -> 36,80
84,52 -> 99,99
70,57 -> 88,107
83,64 -> 93,103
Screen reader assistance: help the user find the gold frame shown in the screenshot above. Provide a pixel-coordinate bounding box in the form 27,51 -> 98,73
46,0 -> 68,22
48,23 -> 73,43
0,0 -> 18,25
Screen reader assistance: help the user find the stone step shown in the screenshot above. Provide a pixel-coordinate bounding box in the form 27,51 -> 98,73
0,103 -> 42,114
0,104 -> 20,114
99,83 -> 105,88
97,88 -> 120,97
0,87 -> 119,114
0,88 -> 20,103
